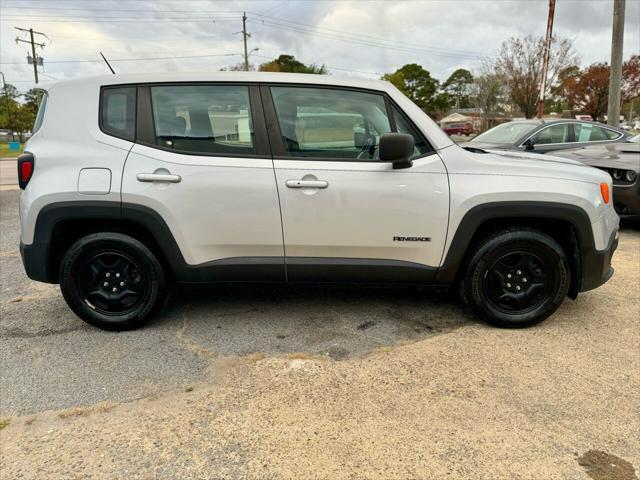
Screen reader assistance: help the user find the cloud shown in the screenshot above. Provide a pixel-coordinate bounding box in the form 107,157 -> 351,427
1,0 -> 638,90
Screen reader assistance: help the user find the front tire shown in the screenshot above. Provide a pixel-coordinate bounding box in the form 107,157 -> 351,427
59,233 -> 167,331
462,228 -> 570,328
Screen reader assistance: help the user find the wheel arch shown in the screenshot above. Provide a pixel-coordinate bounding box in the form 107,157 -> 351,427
435,201 -> 595,297
24,201 -> 187,283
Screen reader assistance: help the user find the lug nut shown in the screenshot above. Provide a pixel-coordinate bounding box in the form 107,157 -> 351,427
112,287 -> 117,293
506,283 -> 511,288
103,282 -> 108,287
523,278 -> 528,283
516,286 -> 521,291
105,273 -> 111,278
116,273 -> 120,278
507,274 -> 512,278
516,270 -> 522,275
120,282 -> 125,286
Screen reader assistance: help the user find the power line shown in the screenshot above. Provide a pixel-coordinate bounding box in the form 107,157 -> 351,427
249,19 -> 487,60
0,52 -> 239,65
248,12 -> 487,57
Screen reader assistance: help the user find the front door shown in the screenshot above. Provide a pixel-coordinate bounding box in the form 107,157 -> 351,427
122,83 -> 285,281
262,85 -> 449,283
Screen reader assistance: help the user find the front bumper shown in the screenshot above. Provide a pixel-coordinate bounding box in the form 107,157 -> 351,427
580,228 -> 618,292
613,182 -> 640,217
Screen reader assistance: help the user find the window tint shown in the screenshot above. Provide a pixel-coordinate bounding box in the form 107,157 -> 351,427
574,123 -> 621,142
150,85 -> 255,155
32,91 -> 48,134
391,106 -> 430,158
271,86 -> 391,160
531,123 -> 570,145
101,86 -> 136,141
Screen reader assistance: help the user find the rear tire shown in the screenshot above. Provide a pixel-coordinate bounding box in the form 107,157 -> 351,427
462,228 -> 570,328
59,232 -> 167,331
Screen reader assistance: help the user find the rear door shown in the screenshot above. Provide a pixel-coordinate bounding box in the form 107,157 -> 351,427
122,83 -> 284,281
262,84 -> 449,283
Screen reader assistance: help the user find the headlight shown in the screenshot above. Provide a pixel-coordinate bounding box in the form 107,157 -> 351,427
625,170 -> 637,182
612,169 -> 623,180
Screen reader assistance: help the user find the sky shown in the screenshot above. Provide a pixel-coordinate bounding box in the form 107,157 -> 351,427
0,0 -> 639,91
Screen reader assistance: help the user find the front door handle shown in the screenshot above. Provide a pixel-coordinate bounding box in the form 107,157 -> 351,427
137,173 -> 182,183
285,179 -> 329,189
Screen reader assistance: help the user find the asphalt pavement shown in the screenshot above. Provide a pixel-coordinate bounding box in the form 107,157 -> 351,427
0,159 -> 17,186
0,189 -> 468,415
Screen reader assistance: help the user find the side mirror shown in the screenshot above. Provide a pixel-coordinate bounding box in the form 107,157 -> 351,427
523,138 -> 535,151
379,133 -> 415,170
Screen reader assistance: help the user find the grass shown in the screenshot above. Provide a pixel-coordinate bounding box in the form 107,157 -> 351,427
0,417 -> 11,430
57,401 -> 115,419
0,142 -> 24,158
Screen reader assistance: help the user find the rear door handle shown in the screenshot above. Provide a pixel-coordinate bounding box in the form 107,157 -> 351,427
285,179 -> 329,189
136,173 -> 182,183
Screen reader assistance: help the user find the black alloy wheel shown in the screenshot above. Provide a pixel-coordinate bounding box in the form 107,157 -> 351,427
59,232 -> 167,330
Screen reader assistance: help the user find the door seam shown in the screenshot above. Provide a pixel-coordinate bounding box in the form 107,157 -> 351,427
258,84 -> 288,281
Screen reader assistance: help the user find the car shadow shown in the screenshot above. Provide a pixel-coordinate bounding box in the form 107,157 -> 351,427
152,284 -> 475,361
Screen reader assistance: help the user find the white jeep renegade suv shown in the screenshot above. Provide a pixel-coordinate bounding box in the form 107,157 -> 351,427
18,72 -> 619,330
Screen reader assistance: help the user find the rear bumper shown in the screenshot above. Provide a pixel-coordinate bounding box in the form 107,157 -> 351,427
20,241 -> 55,283
580,228 -> 618,292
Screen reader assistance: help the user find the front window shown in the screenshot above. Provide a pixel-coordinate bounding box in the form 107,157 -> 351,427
150,85 -> 255,155
530,123 -> 571,145
270,86 -> 392,160
471,121 -> 539,145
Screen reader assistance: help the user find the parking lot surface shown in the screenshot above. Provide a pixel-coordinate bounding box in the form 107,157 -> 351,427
1,188 -> 639,479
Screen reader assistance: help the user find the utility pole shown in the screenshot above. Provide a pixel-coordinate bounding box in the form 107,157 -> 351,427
537,0 -> 556,118
14,27 -> 48,84
242,12 -> 250,71
607,0 -> 625,127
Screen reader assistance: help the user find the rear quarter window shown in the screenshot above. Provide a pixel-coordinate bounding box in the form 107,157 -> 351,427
32,91 -> 48,134
100,86 -> 136,141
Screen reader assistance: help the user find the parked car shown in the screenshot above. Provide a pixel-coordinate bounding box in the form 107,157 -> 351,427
442,122 -> 473,136
553,135 -> 640,217
18,73 -> 618,330
464,119 -> 631,154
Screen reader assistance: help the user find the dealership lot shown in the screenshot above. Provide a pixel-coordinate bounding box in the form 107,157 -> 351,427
1,188 -> 639,478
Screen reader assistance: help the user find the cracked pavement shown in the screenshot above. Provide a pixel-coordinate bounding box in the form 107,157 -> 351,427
0,189 -> 468,415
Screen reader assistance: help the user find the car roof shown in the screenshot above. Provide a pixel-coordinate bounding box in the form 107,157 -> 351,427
39,72 -> 392,92
504,118 -> 627,134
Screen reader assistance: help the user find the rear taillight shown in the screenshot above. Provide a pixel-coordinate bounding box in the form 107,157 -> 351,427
17,152 -> 34,189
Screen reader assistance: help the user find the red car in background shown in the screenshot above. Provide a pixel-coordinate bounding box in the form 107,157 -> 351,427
442,122 -> 474,136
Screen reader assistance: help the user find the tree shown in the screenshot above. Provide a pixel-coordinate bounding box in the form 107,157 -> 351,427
622,55 -> 640,103
443,68 -> 474,109
220,62 -> 255,72
495,35 -> 578,118
0,83 -> 20,132
258,54 -> 327,74
555,63 -> 609,120
471,71 -> 505,130
382,63 -> 448,116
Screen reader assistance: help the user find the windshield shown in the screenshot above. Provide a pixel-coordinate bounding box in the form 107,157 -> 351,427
471,121 -> 539,144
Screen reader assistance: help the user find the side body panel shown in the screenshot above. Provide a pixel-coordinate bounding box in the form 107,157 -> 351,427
20,80 -> 132,244
273,155 -> 449,275
122,145 -> 285,268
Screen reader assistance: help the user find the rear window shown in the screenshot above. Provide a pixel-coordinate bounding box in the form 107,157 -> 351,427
100,86 -> 136,141
32,91 -> 48,134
